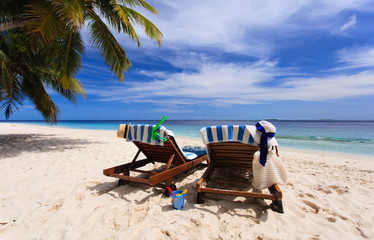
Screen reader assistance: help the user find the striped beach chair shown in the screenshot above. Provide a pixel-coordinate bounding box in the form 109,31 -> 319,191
197,125 -> 283,213
103,124 -> 208,196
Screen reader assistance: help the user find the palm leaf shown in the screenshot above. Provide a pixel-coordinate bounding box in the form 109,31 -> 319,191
21,73 -> 60,123
94,0 -> 123,32
24,1 -> 65,42
68,77 -> 85,98
0,35 -> 24,118
49,28 -> 84,89
0,48 -> 9,62
110,1 -> 140,45
117,0 -> 159,14
0,29 -> 83,123
53,0 -> 85,27
113,4 -> 162,47
86,8 -> 131,80
0,0 -> 27,19
36,67 -> 85,103
0,67 -> 24,119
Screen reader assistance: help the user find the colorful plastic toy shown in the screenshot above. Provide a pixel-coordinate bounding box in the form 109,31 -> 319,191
171,190 -> 186,210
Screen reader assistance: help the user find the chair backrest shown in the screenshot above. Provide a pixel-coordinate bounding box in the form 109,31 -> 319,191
127,124 -> 167,146
117,123 -> 202,165
134,134 -> 186,165
207,142 -> 259,170
201,125 -> 260,170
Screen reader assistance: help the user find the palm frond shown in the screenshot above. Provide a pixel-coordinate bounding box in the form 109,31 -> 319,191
49,28 -> 84,89
0,30 -> 25,118
45,78 -> 84,104
53,0 -> 85,27
24,1 -> 65,42
0,69 -> 24,119
68,77 -> 85,98
21,73 -> 60,123
0,0 -> 27,19
94,0 -> 123,32
117,0 -> 159,14
0,49 -> 9,62
110,0 -> 140,46
86,8 -> 131,81
114,5 -> 162,46
36,67 -> 85,103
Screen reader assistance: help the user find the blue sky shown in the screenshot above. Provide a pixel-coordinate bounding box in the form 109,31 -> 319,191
4,0 -> 374,120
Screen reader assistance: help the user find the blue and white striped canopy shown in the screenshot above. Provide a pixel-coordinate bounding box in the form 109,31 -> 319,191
200,125 -> 260,146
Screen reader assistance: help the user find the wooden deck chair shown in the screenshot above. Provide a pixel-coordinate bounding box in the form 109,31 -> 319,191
103,124 -> 208,196
196,124 -> 284,213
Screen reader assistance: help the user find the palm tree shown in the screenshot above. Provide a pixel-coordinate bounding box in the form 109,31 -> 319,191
0,0 -> 162,122
0,29 -> 84,122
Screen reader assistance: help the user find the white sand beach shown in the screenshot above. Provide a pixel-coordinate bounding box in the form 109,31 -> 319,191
0,123 -> 373,240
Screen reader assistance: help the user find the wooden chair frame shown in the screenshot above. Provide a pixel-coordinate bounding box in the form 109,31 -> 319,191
103,134 -> 208,195
196,142 -> 283,213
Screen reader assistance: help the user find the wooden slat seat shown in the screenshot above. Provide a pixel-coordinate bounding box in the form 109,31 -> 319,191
196,141 -> 283,213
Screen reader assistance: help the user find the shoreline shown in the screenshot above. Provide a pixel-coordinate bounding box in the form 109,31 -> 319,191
1,123 -> 374,239
4,122 -> 374,163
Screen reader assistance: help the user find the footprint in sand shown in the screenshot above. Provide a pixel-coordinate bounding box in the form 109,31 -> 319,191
298,192 -> 316,199
48,199 -> 64,212
329,185 -> 349,195
316,185 -> 332,194
302,200 -> 320,214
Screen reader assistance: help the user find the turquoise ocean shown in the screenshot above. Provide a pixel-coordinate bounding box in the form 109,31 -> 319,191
3,120 -> 374,157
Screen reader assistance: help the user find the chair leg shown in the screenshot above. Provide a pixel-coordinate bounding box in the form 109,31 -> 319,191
197,192 -> 205,204
270,200 -> 284,213
164,183 -> 177,197
118,179 -> 128,186
268,184 -> 284,213
118,169 -> 130,186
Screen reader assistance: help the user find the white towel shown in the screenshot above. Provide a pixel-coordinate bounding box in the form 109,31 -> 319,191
252,151 -> 288,190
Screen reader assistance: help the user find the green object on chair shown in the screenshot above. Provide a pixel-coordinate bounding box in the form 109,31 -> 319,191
152,116 -> 168,142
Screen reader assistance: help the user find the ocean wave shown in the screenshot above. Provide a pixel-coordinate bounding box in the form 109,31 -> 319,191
277,135 -> 374,143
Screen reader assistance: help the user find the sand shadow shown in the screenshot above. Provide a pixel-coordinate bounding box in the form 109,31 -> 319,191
88,180 -> 164,203
0,133 -> 100,159
88,163 -> 207,201
89,164 -> 272,220
91,178 -> 271,220
169,168 -> 275,219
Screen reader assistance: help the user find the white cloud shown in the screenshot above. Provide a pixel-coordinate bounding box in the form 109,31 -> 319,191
126,0 -> 372,57
78,0 -> 374,78
331,14 -> 357,34
80,0 -> 374,108
340,15 -> 357,32
329,46 -> 374,70
274,71 -> 374,101
137,70 -> 168,78
87,60 -> 374,105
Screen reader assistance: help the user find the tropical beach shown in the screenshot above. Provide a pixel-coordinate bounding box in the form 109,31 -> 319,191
0,123 -> 373,239
2,0 -> 374,239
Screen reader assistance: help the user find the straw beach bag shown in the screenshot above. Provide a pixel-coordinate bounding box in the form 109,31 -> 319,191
252,151 -> 288,190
